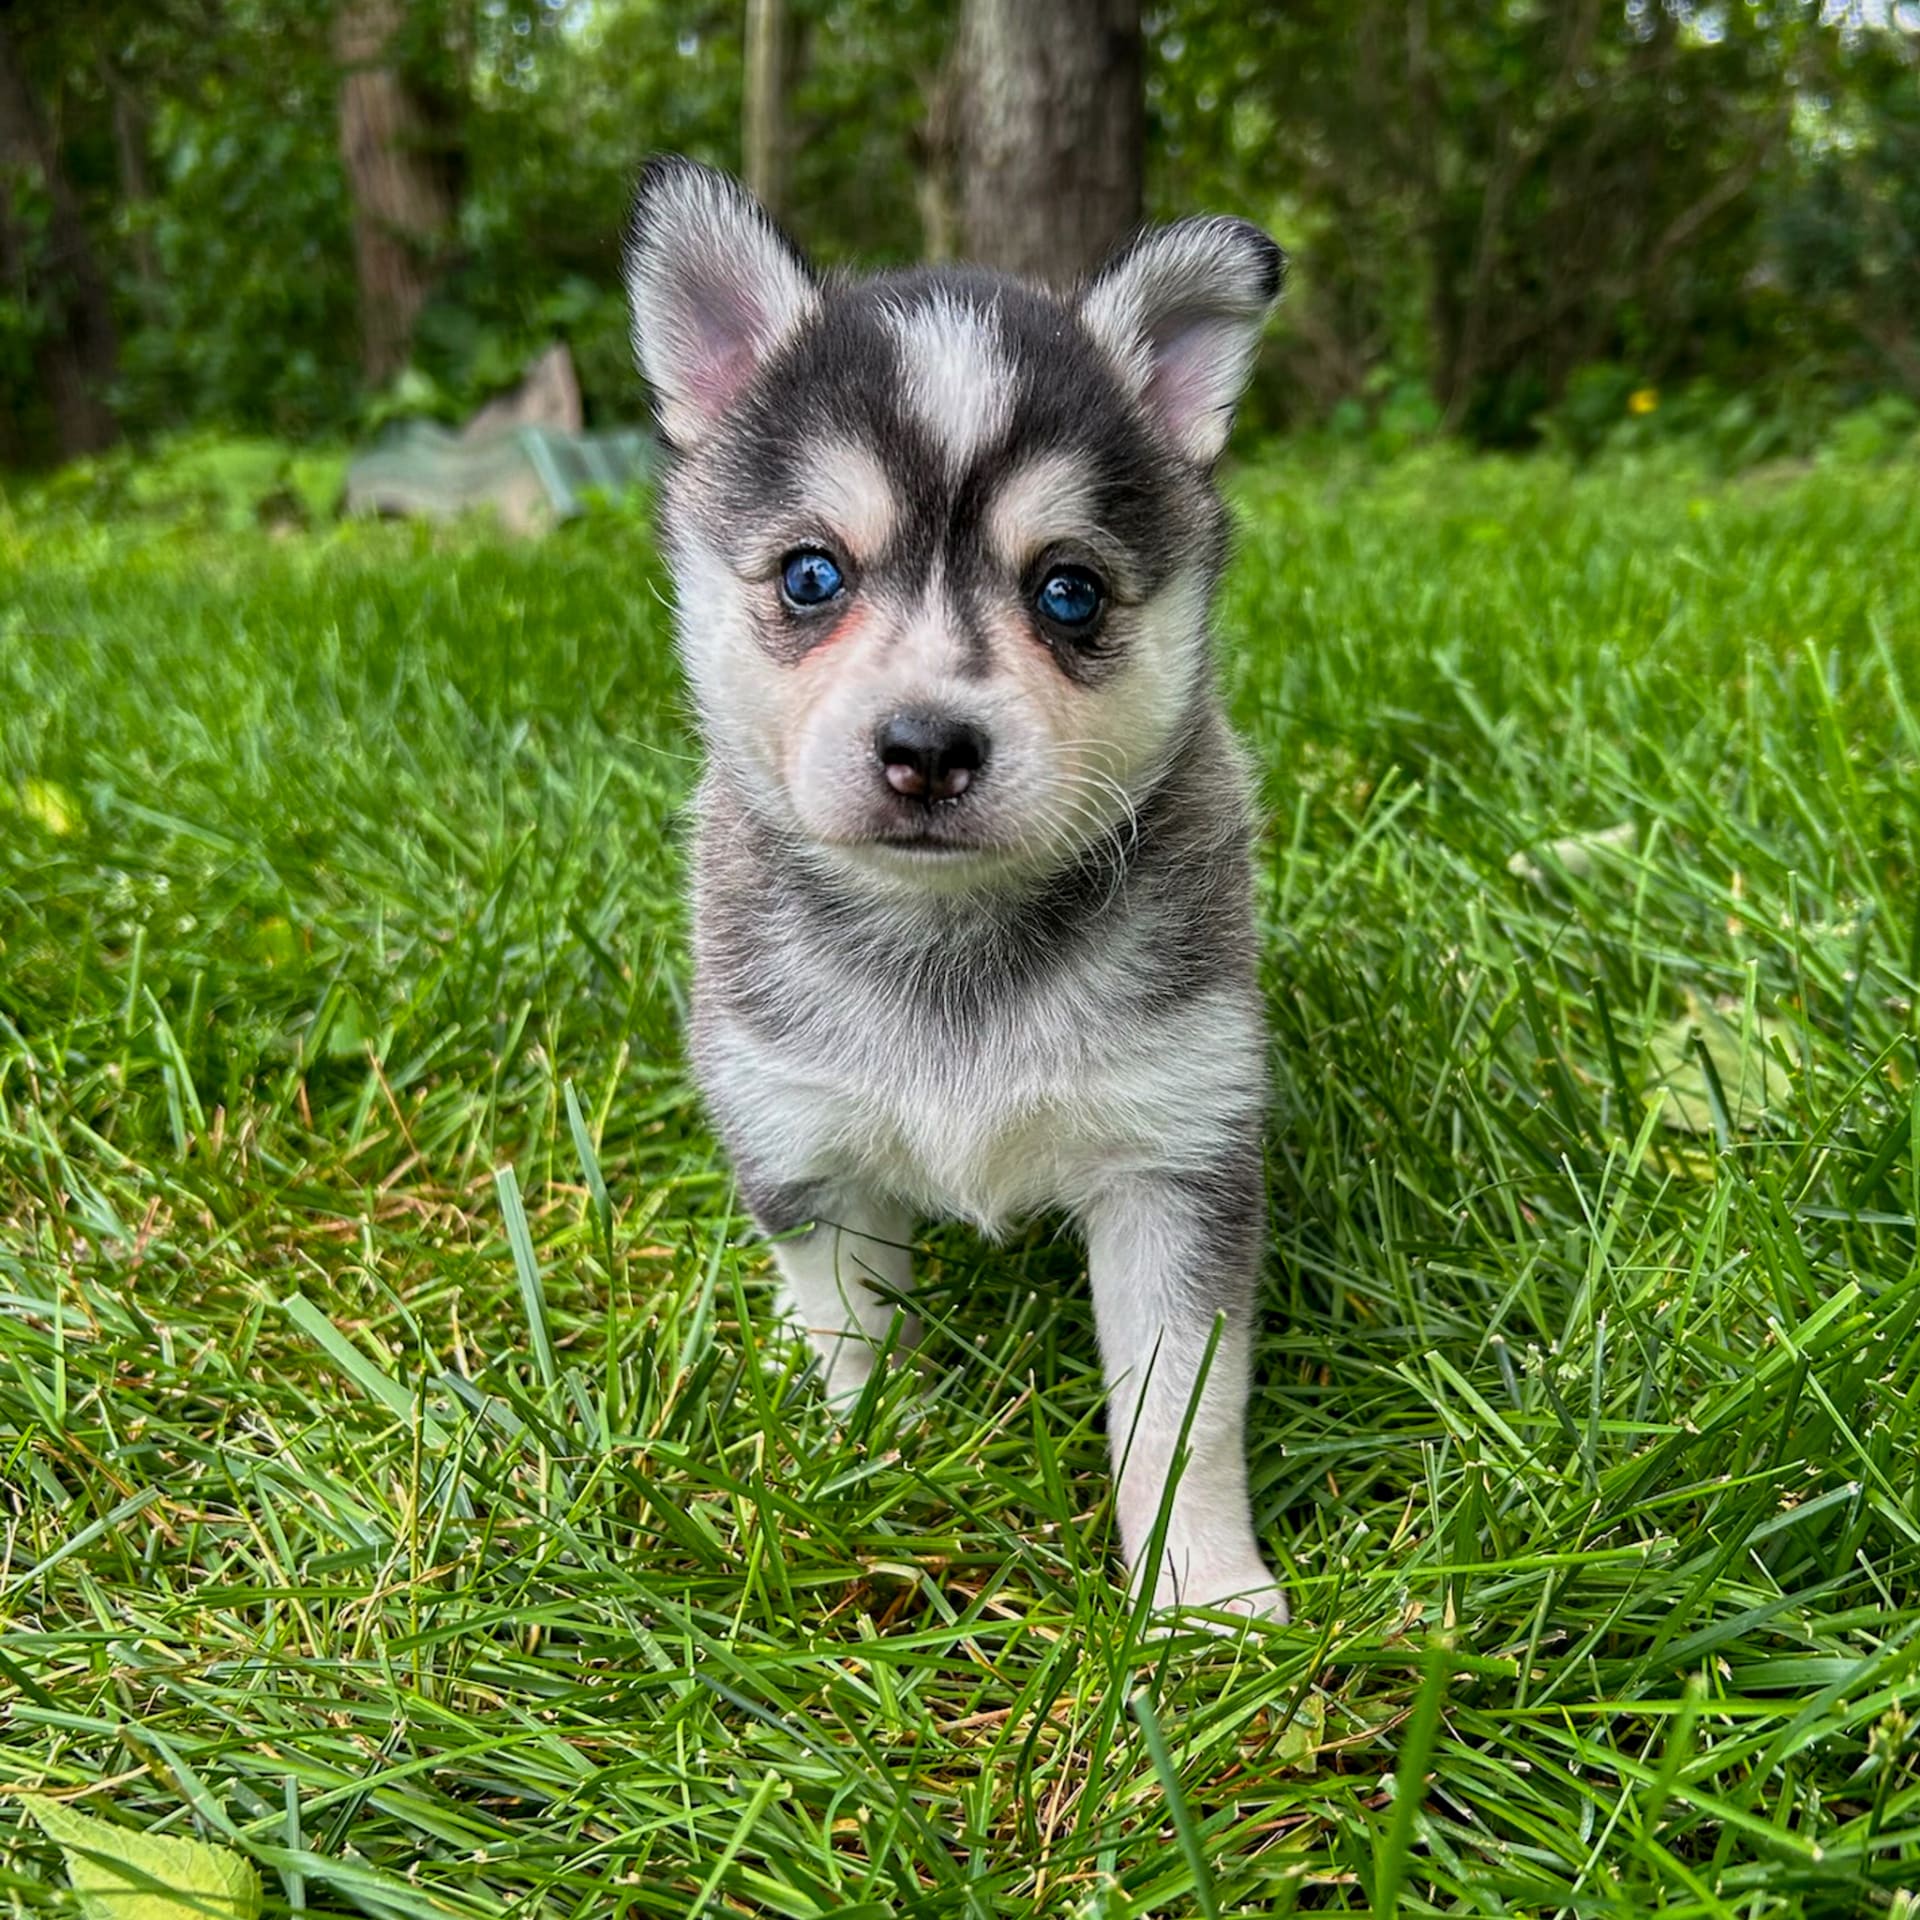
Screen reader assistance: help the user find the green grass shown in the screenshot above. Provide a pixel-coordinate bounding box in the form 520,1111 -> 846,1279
3,447 -> 1920,1916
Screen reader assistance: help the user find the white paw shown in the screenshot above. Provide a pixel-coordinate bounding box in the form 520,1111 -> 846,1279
1151,1556 -> 1290,1626
812,1335 -> 877,1406
807,1309 -> 921,1407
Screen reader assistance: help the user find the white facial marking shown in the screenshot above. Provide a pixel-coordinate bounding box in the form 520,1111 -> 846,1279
986,450 -> 1100,567
885,292 -> 1014,471
888,561 -> 972,681
1051,564 -> 1212,797
791,437 -> 898,558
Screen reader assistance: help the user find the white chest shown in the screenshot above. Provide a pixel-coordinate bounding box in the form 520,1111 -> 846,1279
704,976 -> 1265,1233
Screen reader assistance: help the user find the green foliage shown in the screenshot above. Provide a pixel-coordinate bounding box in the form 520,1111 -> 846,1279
20,1799 -> 261,1920
1155,2 -> 1920,439
4,2 -> 1919,461
1820,391 -> 1920,466
408,2 -> 741,424
7,431 -> 349,531
5,454 -> 1920,1910
1772,26 -> 1920,387
1533,374 -> 1920,473
125,38 -> 361,438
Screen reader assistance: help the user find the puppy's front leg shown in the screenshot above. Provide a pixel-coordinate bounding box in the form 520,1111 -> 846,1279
1082,1168 -> 1285,1619
753,1186 -> 918,1402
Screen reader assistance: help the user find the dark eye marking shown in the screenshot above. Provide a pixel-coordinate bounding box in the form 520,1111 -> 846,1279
780,548 -> 846,609
1032,564 -> 1106,634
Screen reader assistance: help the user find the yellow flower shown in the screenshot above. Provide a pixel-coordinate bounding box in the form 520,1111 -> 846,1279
1628,387 -> 1660,416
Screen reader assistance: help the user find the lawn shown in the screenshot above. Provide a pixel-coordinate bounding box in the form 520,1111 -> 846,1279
4,448 -> 1920,1917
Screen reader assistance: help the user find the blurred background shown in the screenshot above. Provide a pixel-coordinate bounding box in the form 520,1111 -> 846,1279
2,0 -> 1918,486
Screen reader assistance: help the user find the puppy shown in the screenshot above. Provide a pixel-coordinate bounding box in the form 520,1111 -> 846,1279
624,157 -> 1285,1618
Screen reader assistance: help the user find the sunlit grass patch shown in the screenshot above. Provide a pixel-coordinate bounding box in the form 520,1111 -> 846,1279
4,452 -> 1920,1915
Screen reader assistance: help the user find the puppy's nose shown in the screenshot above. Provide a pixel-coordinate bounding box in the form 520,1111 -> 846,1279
875,713 -> 988,801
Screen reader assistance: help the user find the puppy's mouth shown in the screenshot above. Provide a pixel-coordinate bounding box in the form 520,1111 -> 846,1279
836,830 -> 1006,867
830,797 -> 1007,858
816,810 -> 1017,881
870,828 -> 984,856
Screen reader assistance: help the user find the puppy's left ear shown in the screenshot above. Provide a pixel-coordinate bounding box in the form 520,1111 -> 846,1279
1079,218 -> 1284,467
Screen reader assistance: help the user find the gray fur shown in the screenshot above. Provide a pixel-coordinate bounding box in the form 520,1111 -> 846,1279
626,155 -> 1288,1618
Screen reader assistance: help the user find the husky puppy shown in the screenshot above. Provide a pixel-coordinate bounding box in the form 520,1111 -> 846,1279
624,157 -> 1286,1618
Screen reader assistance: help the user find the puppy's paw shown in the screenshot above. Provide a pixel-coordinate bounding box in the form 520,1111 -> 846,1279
812,1335 -> 877,1407
1150,1554 -> 1290,1628
808,1311 -> 921,1409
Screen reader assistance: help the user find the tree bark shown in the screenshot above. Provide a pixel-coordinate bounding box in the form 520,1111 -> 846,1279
333,0 -> 455,385
956,0 -> 1143,285
0,20 -> 120,459
913,51 -> 961,263
101,52 -> 162,301
743,0 -> 788,221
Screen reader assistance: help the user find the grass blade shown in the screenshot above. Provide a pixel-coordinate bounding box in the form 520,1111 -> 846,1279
1374,1647 -> 1449,1917
494,1162 -> 557,1389
1129,1687 -> 1222,1920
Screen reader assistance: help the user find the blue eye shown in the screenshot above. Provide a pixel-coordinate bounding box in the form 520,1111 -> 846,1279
1034,567 -> 1104,629
781,549 -> 845,607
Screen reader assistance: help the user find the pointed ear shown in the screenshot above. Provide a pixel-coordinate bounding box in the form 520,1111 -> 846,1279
1079,217 -> 1285,467
624,155 -> 819,448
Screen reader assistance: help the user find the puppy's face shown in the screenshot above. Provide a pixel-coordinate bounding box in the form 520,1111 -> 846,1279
626,160 -> 1282,892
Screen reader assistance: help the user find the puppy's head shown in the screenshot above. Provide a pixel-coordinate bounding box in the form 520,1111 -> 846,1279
626,156 -> 1282,893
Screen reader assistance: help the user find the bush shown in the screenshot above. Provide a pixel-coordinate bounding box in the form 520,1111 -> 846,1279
13,433 -> 350,532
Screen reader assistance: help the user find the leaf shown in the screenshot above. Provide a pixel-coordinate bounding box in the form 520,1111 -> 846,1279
495,1164 -> 557,1388
279,1291 -> 451,1444
21,1796 -> 262,1920
321,990 -> 369,1060
1506,821 -> 1635,886
1374,1647 -> 1450,1919
1649,996 -> 1791,1136
1275,1690 -> 1325,1773
250,915 -> 298,969
17,778 -> 81,836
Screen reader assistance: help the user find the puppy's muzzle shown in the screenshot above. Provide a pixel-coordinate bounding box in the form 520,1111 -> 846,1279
874,712 -> 989,803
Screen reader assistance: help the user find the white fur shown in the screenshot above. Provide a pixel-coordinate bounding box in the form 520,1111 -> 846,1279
704,984 -> 1263,1237
665,523 -> 789,791
625,166 -> 819,447
789,437 -> 898,560
885,292 -> 1015,472
1084,1185 -> 1285,1616
985,450 -> 1101,566
1090,566 -> 1214,783
1080,219 -> 1277,467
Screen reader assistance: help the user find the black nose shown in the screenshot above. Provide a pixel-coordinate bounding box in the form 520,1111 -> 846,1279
875,713 -> 988,802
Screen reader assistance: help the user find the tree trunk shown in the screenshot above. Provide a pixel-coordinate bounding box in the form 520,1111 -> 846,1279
913,52 -> 961,262
0,21 -> 120,459
743,0 -> 788,221
957,0 -> 1143,285
334,0 -> 455,386
102,53 -> 162,301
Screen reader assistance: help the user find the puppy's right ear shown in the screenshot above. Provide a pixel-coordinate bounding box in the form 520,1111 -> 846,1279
624,156 -> 819,448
